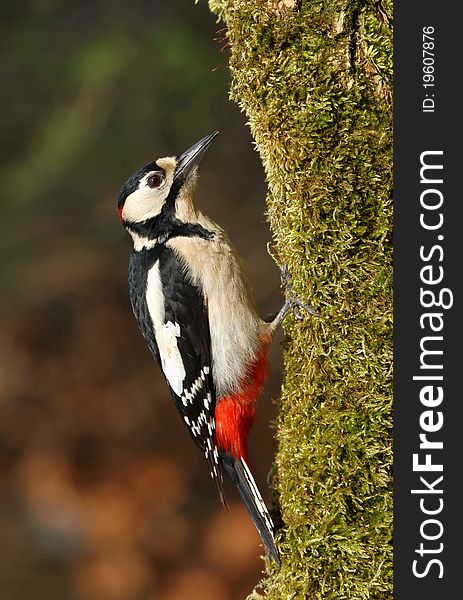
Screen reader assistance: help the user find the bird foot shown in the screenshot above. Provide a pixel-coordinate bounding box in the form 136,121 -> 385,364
279,264 -> 320,320
266,264 -> 319,333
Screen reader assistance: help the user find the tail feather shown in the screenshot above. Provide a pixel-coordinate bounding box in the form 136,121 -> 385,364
209,453 -> 229,511
220,452 -> 280,566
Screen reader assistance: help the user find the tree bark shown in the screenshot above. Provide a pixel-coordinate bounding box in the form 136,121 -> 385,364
206,1 -> 392,597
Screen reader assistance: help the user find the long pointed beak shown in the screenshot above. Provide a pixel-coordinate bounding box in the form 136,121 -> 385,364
174,131 -> 219,182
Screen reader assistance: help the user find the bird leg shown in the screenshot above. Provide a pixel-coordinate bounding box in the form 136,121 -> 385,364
265,264 -> 319,337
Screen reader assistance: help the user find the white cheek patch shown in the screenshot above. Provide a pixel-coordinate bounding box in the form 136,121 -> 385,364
122,175 -> 169,223
146,264 -> 186,396
159,321 -> 186,396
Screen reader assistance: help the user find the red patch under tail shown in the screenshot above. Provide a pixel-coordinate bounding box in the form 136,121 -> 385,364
215,344 -> 269,462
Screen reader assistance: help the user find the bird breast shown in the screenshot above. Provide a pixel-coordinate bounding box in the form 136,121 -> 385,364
167,221 -> 263,397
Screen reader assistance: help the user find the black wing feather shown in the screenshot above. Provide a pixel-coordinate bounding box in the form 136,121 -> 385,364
130,246 -> 226,506
158,249 -> 226,505
128,246 -> 163,363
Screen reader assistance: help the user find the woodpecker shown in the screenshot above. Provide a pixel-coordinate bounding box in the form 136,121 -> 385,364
117,132 -> 315,565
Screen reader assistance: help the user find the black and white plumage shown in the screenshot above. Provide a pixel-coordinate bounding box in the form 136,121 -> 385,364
117,132 -> 298,565
128,242 -> 224,503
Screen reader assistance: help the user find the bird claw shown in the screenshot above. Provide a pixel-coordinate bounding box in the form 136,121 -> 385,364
279,263 -> 292,290
293,304 -> 303,321
279,263 -> 320,319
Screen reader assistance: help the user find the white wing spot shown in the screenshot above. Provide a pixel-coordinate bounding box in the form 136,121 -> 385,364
180,366 -> 211,406
146,266 -> 186,397
159,321 -> 186,396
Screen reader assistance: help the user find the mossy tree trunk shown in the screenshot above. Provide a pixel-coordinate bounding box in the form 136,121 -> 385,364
205,1 -> 392,597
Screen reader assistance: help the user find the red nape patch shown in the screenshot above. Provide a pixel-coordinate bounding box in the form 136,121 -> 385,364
215,349 -> 269,461
118,205 -> 124,222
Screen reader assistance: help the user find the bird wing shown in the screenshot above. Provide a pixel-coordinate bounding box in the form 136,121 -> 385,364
153,248 -> 226,506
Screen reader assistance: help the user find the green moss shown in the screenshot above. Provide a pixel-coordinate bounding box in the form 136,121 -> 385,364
205,0 -> 392,597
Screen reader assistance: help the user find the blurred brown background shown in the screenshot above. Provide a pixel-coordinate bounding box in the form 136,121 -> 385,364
0,1 -> 284,599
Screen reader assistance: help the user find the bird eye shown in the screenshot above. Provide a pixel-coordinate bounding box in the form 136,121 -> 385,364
147,173 -> 163,188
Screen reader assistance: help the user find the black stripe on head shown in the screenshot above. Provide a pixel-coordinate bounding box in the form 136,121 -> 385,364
117,161 -> 162,208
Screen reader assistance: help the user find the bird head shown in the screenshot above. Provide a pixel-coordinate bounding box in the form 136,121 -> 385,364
117,132 -> 218,245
